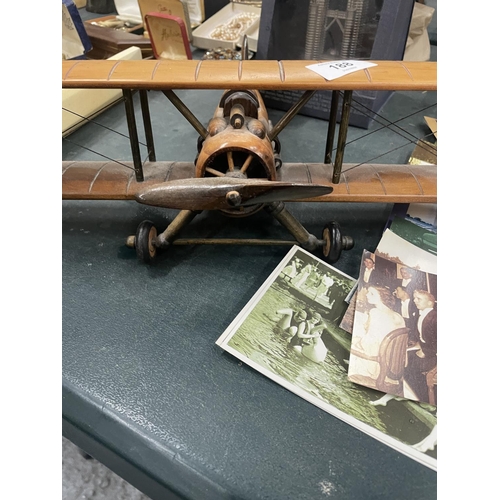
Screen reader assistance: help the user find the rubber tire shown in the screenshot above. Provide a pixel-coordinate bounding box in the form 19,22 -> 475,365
135,220 -> 158,264
322,221 -> 343,263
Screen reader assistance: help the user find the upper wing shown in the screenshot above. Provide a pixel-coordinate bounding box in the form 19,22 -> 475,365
62,60 -> 436,91
62,161 -> 437,204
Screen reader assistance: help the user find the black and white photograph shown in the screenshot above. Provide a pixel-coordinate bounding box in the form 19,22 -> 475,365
217,246 -> 437,471
278,251 -> 354,313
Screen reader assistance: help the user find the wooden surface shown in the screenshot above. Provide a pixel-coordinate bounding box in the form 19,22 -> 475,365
84,24 -> 153,60
62,161 -> 437,203
62,60 -> 437,91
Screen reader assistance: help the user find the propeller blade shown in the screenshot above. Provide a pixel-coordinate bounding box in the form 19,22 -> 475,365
135,177 -> 332,210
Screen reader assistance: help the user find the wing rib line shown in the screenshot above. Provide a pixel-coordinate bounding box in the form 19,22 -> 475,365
164,162 -> 176,182
278,60 -> 285,82
151,60 -> 161,81
304,163 -> 312,184
62,161 -> 77,175
400,62 -> 414,81
405,165 -> 425,194
194,60 -> 203,81
107,61 -> 122,81
125,168 -> 136,195
88,162 -> 112,192
341,171 -> 350,194
371,165 -> 387,195
63,61 -> 80,80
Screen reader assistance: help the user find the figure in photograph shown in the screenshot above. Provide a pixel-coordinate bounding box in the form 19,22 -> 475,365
359,253 -> 382,289
303,266 -> 321,291
275,307 -> 329,363
314,272 -> 334,300
397,266 -> 425,296
292,262 -> 313,288
275,307 -> 308,336
405,290 -> 437,404
348,286 -> 406,381
281,257 -> 300,283
287,310 -> 323,350
293,311 -> 329,364
393,285 -> 418,345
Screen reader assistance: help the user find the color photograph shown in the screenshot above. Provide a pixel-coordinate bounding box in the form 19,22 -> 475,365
348,251 -> 437,406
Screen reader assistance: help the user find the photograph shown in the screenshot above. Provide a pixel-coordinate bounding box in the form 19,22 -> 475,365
389,216 -> 437,256
278,251 -> 354,314
339,223 -> 438,336
406,204 -> 437,228
217,246 -> 437,471
348,251 -> 437,406
375,229 -> 437,275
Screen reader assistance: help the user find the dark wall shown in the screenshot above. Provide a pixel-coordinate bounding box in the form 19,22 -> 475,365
204,0 -> 231,19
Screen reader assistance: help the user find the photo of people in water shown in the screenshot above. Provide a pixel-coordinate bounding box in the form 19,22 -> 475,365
217,246 -> 437,470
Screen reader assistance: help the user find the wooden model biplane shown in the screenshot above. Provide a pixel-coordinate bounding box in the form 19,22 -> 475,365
62,54 -> 437,264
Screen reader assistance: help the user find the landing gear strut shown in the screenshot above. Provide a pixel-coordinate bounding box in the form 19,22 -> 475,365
126,206 -> 354,265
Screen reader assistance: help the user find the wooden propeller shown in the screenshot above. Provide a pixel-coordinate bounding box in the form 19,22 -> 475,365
135,177 -> 333,210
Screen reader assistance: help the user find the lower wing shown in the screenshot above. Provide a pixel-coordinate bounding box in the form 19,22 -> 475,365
62,161 -> 436,204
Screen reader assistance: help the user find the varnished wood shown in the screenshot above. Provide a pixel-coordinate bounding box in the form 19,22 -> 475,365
62,161 -> 437,204
84,23 -> 153,60
62,60 -> 436,91
135,177 -> 333,210
195,125 -> 275,179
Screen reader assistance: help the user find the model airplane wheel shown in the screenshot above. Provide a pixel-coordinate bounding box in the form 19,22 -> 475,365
135,220 -> 158,263
322,221 -> 354,263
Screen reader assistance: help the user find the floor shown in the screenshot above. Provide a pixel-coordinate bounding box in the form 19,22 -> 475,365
62,3 -> 437,499
62,437 -> 150,500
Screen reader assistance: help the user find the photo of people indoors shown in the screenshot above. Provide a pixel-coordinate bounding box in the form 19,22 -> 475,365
348,250 -> 437,406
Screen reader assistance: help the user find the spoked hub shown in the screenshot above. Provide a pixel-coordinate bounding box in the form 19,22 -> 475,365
203,149 -> 269,217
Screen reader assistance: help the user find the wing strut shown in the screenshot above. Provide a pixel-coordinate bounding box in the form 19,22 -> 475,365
123,89 -> 144,182
139,90 -> 156,162
122,89 -> 157,182
332,90 -> 353,184
268,90 -> 316,141
324,90 -> 340,164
